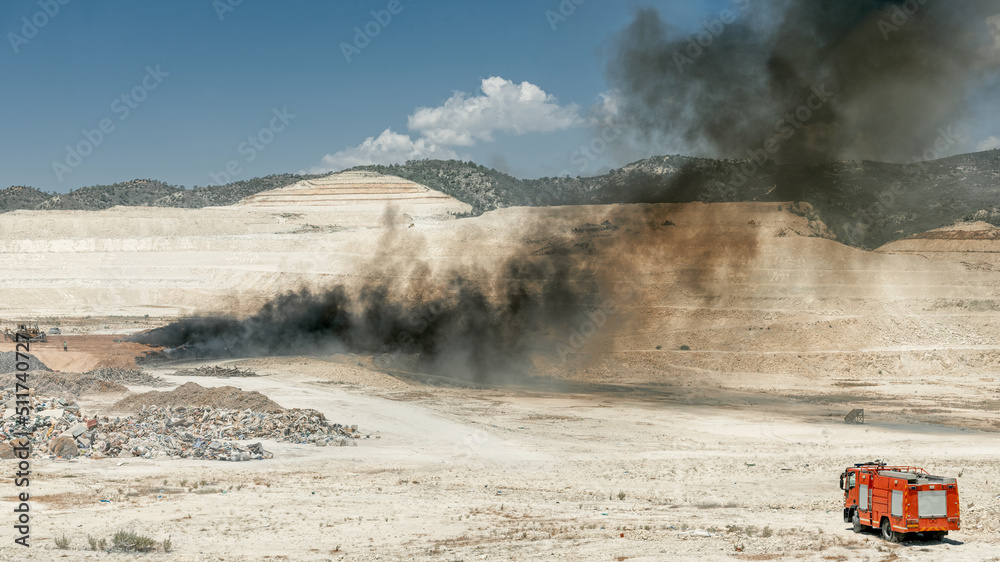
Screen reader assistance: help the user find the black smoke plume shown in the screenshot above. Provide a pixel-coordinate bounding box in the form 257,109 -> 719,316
130,203 -> 764,382
131,216 -> 602,383
606,0 -> 1000,164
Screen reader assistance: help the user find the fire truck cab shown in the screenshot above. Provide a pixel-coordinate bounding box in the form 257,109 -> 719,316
841,462 -> 960,542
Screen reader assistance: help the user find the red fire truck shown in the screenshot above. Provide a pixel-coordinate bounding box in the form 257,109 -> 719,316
840,461 -> 960,542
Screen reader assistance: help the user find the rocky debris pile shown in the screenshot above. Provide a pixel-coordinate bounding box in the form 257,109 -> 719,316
0,372 -> 127,399
0,390 -> 90,460
113,382 -> 283,412
0,351 -> 50,374
87,367 -> 168,387
0,368 -> 168,401
0,390 -> 361,462
171,365 -> 259,378
96,405 -> 360,460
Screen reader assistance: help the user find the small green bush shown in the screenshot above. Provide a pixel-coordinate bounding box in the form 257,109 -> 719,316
111,529 -> 157,552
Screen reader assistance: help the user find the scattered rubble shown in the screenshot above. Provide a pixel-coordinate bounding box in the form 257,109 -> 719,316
171,365 -> 259,378
1,390 -> 88,458
0,368 -> 167,400
0,361 -> 166,399
0,351 -> 50,374
95,404 -> 361,460
0,372 -> 127,399
87,367 -> 168,387
0,388 -> 361,462
113,382 -> 283,412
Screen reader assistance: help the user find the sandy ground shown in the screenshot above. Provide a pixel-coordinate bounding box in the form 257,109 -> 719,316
1,356 -> 997,561
2,180 -> 1000,560
0,335 -> 152,372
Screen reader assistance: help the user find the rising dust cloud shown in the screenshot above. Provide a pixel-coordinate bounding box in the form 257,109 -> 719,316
132,203 -> 764,383
132,209 -> 606,384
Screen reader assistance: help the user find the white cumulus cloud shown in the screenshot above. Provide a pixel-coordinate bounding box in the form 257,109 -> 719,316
407,76 -> 584,146
310,77 -> 582,173
977,135 -> 1000,151
308,129 -> 458,173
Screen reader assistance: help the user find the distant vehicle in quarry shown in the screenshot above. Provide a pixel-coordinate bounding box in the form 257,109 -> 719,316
2,321 -> 47,343
841,461 -> 960,542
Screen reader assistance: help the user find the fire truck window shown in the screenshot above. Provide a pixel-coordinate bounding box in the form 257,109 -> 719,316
918,490 -> 947,518
891,490 -> 903,517
848,473 -> 856,488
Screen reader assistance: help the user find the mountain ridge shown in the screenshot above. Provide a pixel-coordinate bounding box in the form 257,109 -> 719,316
5,149 -> 1000,249
354,150 -> 1000,249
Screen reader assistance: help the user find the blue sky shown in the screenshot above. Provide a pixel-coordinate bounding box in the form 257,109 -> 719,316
2,0 -> 996,192
0,0 -> 739,191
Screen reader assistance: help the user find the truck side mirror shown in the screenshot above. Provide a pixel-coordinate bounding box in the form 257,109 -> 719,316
839,473 -> 844,490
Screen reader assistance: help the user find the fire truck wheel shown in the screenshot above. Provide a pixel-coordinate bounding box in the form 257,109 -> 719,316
852,511 -> 862,533
881,518 -> 903,543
